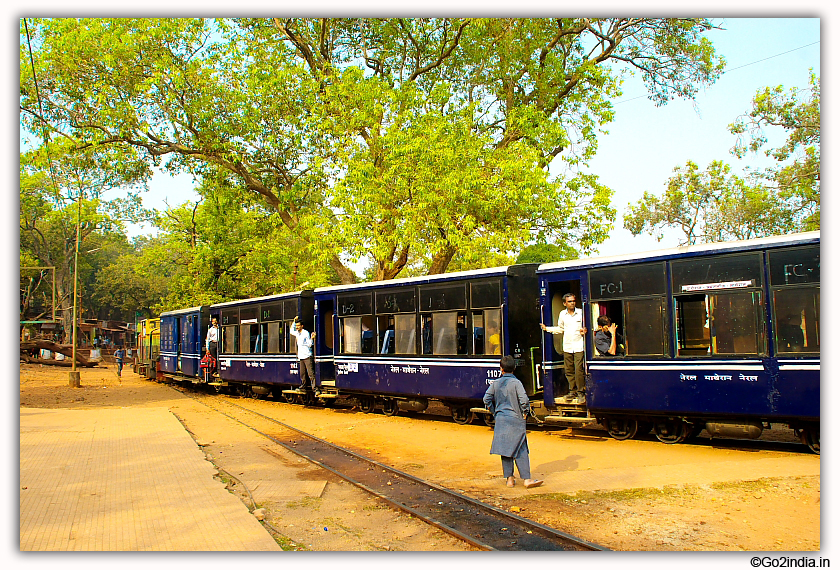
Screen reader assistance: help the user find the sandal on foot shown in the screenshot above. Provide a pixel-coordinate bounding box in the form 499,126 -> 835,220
506,477 -> 516,487
524,479 -> 543,489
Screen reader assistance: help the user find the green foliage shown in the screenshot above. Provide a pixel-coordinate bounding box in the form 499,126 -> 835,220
624,160 -> 797,245
626,73 -> 819,246
19,148 -> 147,328
515,243 -> 579,264
730,71 -> 820,230
21,17 -> 723,287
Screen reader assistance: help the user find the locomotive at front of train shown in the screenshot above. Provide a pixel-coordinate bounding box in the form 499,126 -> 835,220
211,291 -> 315,398
536,231 -> 820,452
312,264 -> 542,421
159,306 -> 211,380
135,318 -> 161,379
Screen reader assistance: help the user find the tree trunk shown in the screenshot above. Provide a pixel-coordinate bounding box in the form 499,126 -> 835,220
20,339 -> 97,367
329,254 -> 358,285
374,245 -> 410,281
427,243 -> 457,275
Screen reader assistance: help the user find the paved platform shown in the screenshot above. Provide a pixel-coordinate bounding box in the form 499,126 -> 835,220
20,407 -> 281,551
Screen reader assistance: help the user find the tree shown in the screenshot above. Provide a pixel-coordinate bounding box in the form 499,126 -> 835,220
625,73 -> 820,245
515,243 -> 579,264
624,160 -> 796,245
21,18 -> 723,282
730,71 -> 820,230
19,147 -> 146,338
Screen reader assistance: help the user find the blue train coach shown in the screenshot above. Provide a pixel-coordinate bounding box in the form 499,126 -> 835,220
159,306 -> 211,380
212,291 -> 315,399
312,264 -> 542,422
536,231 -> 820,453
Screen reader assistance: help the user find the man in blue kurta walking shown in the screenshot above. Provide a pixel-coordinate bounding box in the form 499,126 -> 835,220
483,355 -> 543,489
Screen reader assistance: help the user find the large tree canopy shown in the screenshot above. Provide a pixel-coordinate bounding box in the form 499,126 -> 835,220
21,17 -> 723,285
624,72 -> 820,245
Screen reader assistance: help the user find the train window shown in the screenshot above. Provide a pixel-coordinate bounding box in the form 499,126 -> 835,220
239,323 -> 257,354
279,299 -> 294,321
590,298 -> 665,357
471,280 -> 501,309
419,284 -> 467,312
422,311 -> 469,355
338,293 -> 373,317
625,298 -> 666,356
394,314 -> 417,354
223,325 -> 238,354
261,303 -> 282,322
221,309 -> 239,326
377,315 -> 396,354
376,289 -> 416,314
240,307 -> 258,323
340,315 -> 376,354
472,312 -> 484,354
433,312 -> 457,355
672,253 -> 763,293
774,287 -> 819,354
483,309 -> 502,355
675,291 -> 764,356
769,246 -> 820,286
266,321 -> 281,353
589,263 -> 666,299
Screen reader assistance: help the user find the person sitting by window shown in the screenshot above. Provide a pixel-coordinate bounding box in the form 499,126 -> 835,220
595,316 -> 625,357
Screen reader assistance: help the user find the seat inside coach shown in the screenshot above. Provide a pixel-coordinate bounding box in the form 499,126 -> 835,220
380,330 -> 394,354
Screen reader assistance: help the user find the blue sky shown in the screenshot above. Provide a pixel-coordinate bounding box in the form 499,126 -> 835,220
588,17 -> 820,257
124,17 -> 821,261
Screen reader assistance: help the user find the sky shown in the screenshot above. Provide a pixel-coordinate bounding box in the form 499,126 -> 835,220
123,17 -> 822,261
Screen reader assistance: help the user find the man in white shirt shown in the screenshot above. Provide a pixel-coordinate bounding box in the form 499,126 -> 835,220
290,317 -> 317,393
205,317 -> 219,370
540,293 -> 587,402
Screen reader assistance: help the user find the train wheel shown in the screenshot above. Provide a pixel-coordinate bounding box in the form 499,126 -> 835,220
451,406 -> 474,425
604,418 -> 640,441
799,427 -> 820,454
653,419 -> 689,444
482,413 -> 495,427
359,397 -> 376,414
236,384 -> 249,398
249,388 -> 261,399
382,399 -> 399,417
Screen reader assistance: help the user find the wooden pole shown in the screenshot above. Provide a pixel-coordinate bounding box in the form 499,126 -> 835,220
69,188 -> 82,388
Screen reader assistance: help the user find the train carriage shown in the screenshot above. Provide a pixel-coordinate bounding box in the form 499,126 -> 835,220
211,291 -> 315,397
135,317 -> 160,379
159,306 -> 211,380
313,264 -> 542,421
536,231 -> 820,452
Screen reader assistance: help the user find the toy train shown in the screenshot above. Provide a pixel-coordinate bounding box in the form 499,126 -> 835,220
135,231 -> 820,453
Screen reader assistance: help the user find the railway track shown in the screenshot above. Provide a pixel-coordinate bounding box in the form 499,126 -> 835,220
176,388 -> 607,551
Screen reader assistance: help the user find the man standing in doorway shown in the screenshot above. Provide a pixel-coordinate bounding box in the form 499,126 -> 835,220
541,293 -> 587,402
291,317 -> 317,394
206,317 -> 219,369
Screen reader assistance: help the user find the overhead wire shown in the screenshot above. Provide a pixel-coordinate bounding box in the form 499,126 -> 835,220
614,40 -> 820,106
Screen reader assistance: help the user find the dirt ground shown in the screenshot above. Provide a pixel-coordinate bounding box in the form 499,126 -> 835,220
19,362 -> 821,551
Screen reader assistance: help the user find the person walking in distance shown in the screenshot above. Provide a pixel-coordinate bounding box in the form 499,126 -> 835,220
290,317 -> 317,393
206,317 -> 219,373
541,293 -> 587,402
483,355 -> 543,489
114,346 -> 125,377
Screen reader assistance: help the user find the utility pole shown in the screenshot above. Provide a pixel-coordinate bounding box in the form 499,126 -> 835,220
69,187 -> 82,388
